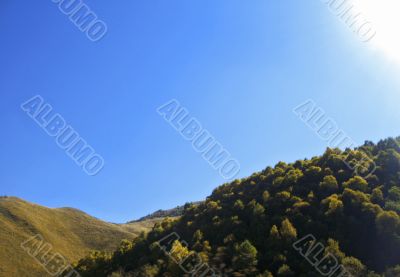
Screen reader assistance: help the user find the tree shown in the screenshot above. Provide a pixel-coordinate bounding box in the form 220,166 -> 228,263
342,257 -> 366,277
385,265 -> 400,277
385,185 -> 400,213
193,230 -> 203,242
319,175 -> 339,193
263,191 -> 271,202
343,176 -> 369,192
371,188 -> 384,205
277,264 -> 294,276
192,230 -> 204,252
252,202 -> 266,217
270,225 -> 280,240
376,211 -> 400,235
388,186 -> 400,201
324,239 -> 345,261
133,264 -> 159,277
234,200 -> 245,211
321,194 -> 343,215
305,166 -> 322,180
257,270 -> 273,277
232,240 -> 258,274
169,240 -> 190,263
280,219 -> 297,242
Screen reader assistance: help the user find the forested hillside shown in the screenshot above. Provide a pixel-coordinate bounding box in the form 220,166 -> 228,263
73,137 -> 400,277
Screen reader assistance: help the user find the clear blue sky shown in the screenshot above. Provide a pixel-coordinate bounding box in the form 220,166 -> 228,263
1,0 -> 400,223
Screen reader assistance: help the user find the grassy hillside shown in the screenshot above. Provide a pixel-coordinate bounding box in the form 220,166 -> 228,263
74,137 -> 400,276
0,197 -> 164,277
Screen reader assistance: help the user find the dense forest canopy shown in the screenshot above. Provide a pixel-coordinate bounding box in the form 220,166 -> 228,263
72,137 -> 400,277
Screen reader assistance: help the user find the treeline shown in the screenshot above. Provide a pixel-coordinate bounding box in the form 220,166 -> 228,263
128,202 -> 202,223
72,137 -> 400,276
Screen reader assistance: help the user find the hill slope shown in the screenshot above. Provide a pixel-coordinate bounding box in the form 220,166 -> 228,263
128,201 -> 201,223
74,137 -> 400,277
0,197 -> 164,277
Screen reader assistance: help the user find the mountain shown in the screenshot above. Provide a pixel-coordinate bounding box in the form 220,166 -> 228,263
129,201 -> 202,223
73,137 -> 400,277
0,197 -> 169,277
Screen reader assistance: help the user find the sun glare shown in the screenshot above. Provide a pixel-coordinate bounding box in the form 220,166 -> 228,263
352,0 -> 400,62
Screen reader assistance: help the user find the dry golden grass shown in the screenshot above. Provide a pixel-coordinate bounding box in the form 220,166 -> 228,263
0,197 -> 163,277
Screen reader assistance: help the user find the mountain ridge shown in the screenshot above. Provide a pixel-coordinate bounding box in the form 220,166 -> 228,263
128,201 -> 202,223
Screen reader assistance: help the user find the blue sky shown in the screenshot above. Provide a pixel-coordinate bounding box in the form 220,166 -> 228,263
1,0 -> 400,222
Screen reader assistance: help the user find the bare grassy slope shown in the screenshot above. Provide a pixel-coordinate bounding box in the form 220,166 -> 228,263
0,197 -> 163,277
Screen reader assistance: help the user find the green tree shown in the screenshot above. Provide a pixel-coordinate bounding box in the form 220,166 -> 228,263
280,219 -> 297,242
343,176 -> 369,192
270,225 -> 280,240
388,186 -> 400,201
342,257 -> 366,277
263,191 -> 271,202
319,175 -> 339,193
277,264 -> 294,276
385,265 -> 400,277
232,240 -> 258,274
376,211 -> 400,235
257,270 -> 274,277
371,188 -> 384,205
